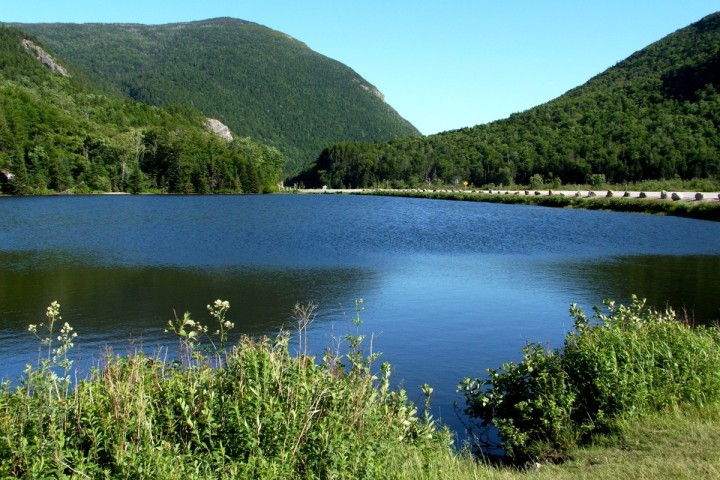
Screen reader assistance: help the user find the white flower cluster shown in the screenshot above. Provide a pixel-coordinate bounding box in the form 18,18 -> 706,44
208,299 -> 234,333
47,301 -> 61,321
59,322 -> 78,341
207,299 -> 231,319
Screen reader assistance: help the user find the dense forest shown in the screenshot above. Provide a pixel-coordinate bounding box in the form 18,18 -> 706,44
0,26 -> 284,195
297,12 -> 720,189
5,12 -> 719,194
12,18 -> 420,175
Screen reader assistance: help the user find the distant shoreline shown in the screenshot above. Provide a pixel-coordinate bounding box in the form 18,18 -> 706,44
294,187 -> 720,221
298,187 -> 720,202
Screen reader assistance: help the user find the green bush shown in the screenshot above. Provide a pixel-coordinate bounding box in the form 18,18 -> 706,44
529,174 -> 544,190
457,343 -> 577,459
459,295 -> 720,461
588,173 -> 606,188
565,298 -> 720,428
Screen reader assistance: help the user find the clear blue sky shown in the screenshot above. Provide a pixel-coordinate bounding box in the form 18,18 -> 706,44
3,1 -> 719,135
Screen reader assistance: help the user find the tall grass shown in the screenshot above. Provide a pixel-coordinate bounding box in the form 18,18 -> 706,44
459,296 -> 720,461
0,300 -> 454,478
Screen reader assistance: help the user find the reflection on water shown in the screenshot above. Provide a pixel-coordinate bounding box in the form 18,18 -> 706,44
548,255 -> 720,325
1,194 -> 719,436
0,255 -> 379,381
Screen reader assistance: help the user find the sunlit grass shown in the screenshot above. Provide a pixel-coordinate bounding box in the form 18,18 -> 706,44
515,404 -> 720,480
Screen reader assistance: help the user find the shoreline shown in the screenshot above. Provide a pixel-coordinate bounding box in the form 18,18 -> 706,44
297,187 -> 720,202
298,188 -> 720,221
4,189 -> 720,221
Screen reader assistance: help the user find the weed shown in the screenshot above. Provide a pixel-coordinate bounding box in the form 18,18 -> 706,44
0,300 -> 452,478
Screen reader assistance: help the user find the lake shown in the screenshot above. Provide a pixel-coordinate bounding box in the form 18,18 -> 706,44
1,194 -> 719,435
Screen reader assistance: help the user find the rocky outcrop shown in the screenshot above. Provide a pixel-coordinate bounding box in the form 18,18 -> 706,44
205,118 -> 233,141
21,39 -> 70,77
354,79 -> 385,102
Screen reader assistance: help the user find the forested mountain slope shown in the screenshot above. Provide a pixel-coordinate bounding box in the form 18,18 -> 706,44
12,18 -> 420,175
298,12 -> 720,189
0,26 -> 284,194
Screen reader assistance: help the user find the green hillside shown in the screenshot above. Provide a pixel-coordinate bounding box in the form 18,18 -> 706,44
0,26 -> 284,195
12,18 -> 420,176
297,12 -> 720,189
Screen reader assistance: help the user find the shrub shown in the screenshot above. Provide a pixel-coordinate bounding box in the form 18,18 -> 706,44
565,297 -> 720,428
588,173 -> 606,188
529,174 -> 544,190
457,343 -> 577,459
459,295 -> 720,461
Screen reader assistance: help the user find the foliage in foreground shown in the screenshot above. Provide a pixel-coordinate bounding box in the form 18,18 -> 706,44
4,297 -> 720,478
459,296 -> 720,461
0,301 -> 452,479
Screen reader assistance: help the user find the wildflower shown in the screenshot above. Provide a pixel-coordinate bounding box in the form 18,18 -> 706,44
214,299 -> 230,309
208,299 -> 231,320
46,301 -> 61,320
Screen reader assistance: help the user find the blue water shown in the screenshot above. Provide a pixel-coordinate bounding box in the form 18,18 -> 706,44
1,194 -> 719,435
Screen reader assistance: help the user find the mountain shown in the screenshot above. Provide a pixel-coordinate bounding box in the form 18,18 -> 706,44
297,12 -> 720,189
0,26 -> 284,195
11,18 -> 420,176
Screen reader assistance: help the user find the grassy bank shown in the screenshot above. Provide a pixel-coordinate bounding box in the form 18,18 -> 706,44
437,404 -> 720,480
516,404 -> 720,480
360,190 -> 720,221
1,298 -> 719,478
